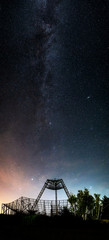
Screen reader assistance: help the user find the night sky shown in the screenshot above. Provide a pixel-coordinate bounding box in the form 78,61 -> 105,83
0,0 -> 109,208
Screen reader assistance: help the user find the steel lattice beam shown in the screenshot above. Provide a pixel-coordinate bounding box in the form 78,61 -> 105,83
2,179 -> 71,215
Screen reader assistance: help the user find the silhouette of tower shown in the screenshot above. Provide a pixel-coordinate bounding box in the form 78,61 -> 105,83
33,178 -> 70,214
1,178 -> 71,215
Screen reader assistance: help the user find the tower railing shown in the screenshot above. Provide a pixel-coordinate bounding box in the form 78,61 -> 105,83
1,179 -> 71,215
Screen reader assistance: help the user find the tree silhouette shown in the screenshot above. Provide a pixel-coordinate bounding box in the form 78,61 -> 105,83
77,189 -> 94,220
68,194 -> 77,215
94,194 -> 101,219
102,196 -> 109,219
68,188 -> 95,220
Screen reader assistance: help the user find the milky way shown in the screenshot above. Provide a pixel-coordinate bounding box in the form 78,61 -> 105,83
0,0 -> 109,207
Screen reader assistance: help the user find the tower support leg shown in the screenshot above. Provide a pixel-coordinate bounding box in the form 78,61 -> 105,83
55,189 -> 58,215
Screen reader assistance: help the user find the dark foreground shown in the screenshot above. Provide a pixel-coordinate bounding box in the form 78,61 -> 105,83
0,214 -> 109,240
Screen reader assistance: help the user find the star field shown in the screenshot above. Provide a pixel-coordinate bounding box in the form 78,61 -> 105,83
0,0 -> 109,208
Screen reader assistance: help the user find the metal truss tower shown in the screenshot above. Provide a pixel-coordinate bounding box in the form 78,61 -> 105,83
1,178 -> 71,215
32,179 -> 70,214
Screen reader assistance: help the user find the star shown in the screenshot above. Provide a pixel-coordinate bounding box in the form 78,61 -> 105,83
49,121 -> 52,126
86,96 -> 91,100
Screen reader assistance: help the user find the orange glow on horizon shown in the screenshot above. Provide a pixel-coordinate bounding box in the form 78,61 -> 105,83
0,159 -> 43,213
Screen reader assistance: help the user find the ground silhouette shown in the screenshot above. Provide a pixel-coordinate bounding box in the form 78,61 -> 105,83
0,214 -> 109,240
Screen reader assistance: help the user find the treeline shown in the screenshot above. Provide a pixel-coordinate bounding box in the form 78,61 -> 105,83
68,188 -> 109,220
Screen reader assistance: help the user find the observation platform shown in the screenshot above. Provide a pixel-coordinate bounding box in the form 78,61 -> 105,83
1,179 -> 71,215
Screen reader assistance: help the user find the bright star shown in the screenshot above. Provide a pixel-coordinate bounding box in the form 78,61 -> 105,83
87,96 -> 91,99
